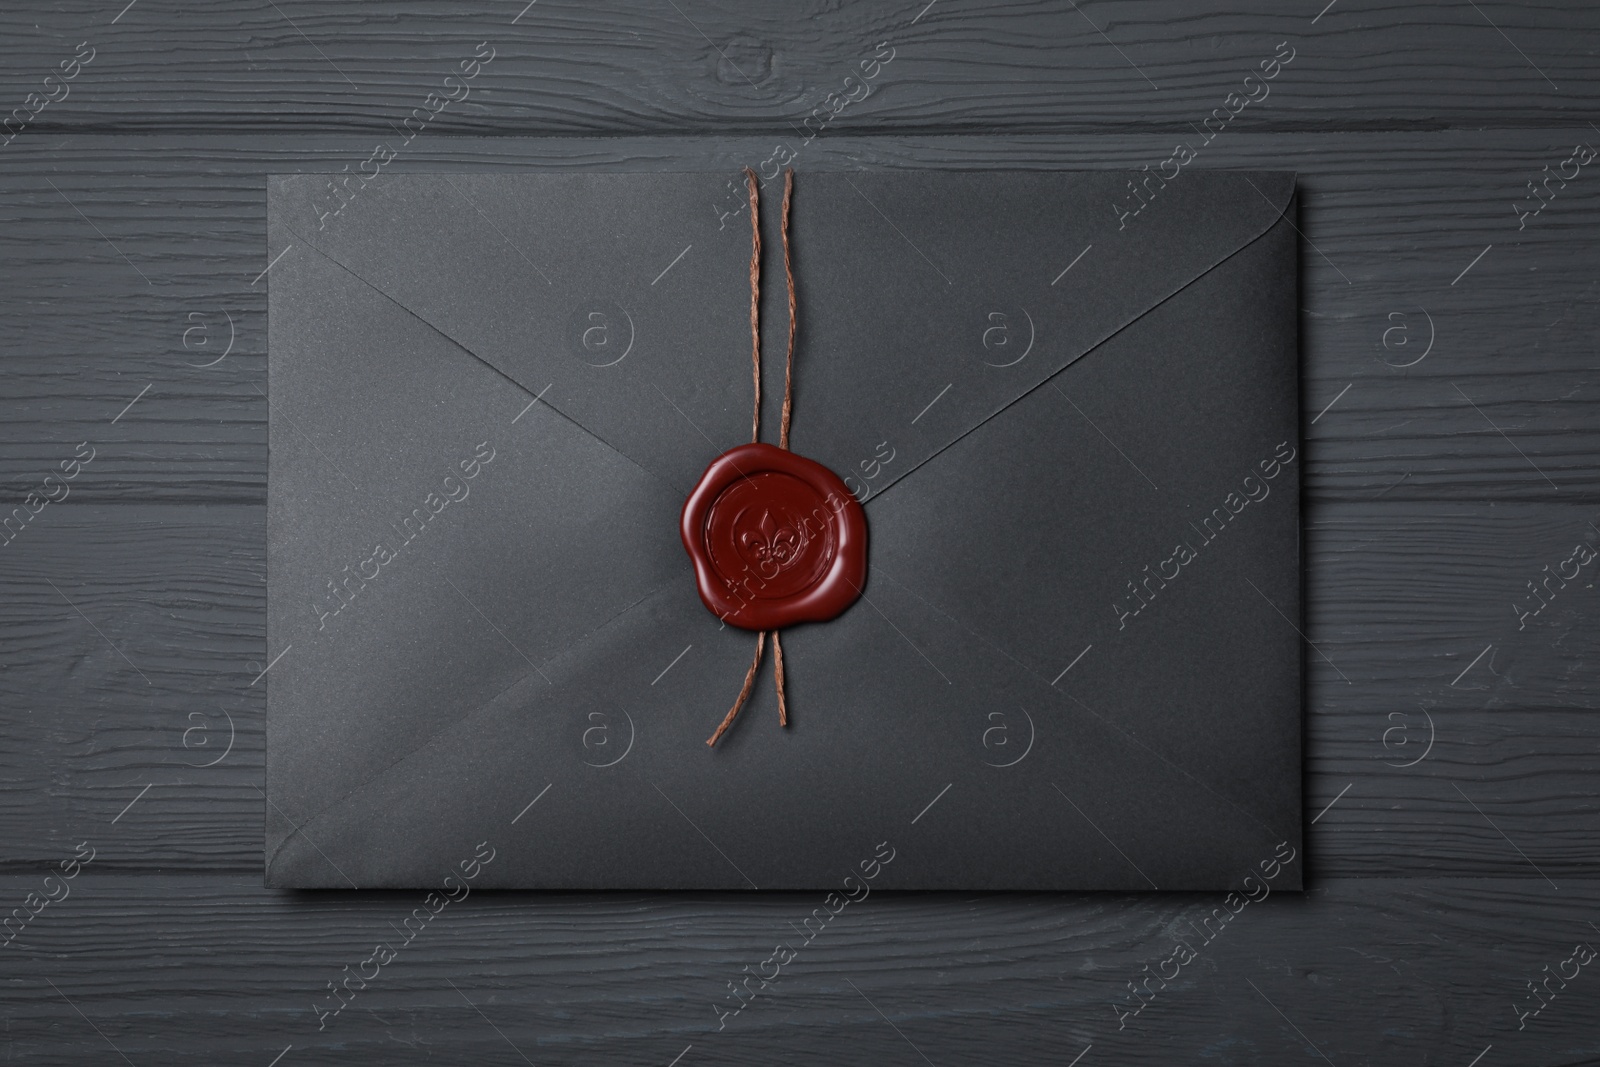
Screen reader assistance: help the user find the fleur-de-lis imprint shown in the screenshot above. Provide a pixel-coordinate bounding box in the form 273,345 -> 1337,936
741,510 -> 803,571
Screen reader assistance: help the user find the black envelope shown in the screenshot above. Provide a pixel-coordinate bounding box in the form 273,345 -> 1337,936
265,168 -> 1300,890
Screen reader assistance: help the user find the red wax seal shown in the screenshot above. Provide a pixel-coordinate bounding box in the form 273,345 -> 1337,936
681,442 -> 868,631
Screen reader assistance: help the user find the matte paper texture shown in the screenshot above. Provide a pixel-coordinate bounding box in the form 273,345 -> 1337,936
265,169 -> 1301,890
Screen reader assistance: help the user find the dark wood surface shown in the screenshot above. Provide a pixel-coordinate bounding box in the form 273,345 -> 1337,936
2,1 -> 1597,1063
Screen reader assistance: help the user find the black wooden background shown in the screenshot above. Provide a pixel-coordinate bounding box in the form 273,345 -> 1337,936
2,1 -> 1598,1063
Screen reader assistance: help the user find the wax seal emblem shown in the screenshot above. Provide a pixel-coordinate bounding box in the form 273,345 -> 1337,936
681,442 -> 867,631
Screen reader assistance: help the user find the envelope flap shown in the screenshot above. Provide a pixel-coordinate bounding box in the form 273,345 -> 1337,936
778,170 -> 1295,503
271,172 -> 759,494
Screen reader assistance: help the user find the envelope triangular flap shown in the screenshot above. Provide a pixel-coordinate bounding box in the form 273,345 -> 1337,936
856,200 -> 1302,862
782,170 -> 1294,501
273,170 -> 1292,501
264,179 -> 705,866
266,561 -> 1284,889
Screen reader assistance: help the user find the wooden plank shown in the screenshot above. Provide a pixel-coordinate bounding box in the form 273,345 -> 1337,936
1,501 -> 1596,876
1,130 -> 1598,503
0,1 -> 1590,1059
0,872 -> 1592,1064
0,505 -> 262,870
1312,501 -> 1600,710
0,0 -> 1595,136
1304,500 -> 1600,879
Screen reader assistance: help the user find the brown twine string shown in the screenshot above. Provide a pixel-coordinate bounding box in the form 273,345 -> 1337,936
772,631 -> 788,726
708,631 -> 765,747
743,166 -> 762,445
779,168 -> 796,451
708,168 -> 798,747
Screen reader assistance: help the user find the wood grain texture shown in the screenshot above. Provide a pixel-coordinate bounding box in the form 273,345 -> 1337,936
0,504 -> 261,871
0,873 -> 1594,1066
0,0 -> 1596,134
1,502 -> 1596,877
1,0 -> 1595,1061
2,130 -> 1599,503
